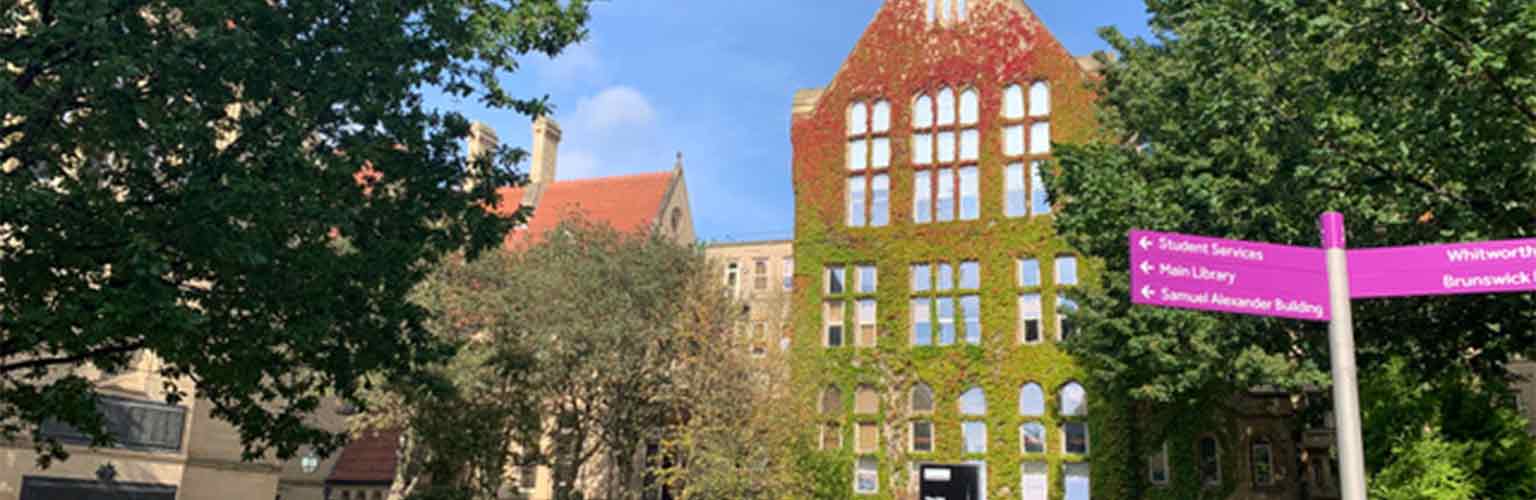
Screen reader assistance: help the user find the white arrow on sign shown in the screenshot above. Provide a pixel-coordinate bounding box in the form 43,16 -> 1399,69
1141,285 -> 1155,299
1140,261 -> 1154,275
1139,236 -> 1153,250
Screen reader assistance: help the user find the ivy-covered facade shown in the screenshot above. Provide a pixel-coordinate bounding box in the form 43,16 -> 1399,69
788,1 -> 1106,498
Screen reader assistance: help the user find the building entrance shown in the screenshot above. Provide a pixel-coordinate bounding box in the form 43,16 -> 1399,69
919,464 -> 981,500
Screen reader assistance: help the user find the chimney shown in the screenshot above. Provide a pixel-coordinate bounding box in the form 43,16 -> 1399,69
530,116 -> 561,185
463,121 -> 499,192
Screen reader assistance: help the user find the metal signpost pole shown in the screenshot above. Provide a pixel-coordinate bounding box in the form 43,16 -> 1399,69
1320,211 -> 1367,500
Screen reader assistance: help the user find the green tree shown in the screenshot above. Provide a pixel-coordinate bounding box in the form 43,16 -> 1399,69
1046,0 -> 1536,495
0,0 -> 588,465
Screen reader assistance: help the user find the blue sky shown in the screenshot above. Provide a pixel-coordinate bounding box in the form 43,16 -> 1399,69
431,1 -> 1153,243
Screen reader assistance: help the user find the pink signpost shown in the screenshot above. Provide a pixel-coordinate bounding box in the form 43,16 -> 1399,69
1128,229 -> 1331,321
1129,213 -> 1536,500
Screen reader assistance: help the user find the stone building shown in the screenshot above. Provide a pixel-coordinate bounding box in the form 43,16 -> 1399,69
705,240 -> 796,356
788,1 -> 1102,498
324,116 -> 696,500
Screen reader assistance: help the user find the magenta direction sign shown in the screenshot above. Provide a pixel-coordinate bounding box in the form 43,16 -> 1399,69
1130,230 -> 1331,321
1347,238 -> 1536,298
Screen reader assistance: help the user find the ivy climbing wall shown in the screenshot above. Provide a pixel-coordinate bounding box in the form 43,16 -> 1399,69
787,0 -> 1114,498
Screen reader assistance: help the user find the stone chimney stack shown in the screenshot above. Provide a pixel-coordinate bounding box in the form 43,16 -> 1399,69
529,116 -> 561,185
463,121 -> 499,192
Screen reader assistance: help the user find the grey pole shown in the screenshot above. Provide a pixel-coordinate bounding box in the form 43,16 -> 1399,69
1320,211 -> 1367,500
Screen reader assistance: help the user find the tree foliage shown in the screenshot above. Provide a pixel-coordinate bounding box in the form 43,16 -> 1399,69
0,0 -> 588,465
1047,0 -> 1536,492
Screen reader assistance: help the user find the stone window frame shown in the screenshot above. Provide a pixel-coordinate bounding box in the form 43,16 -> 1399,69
846,99 -> 891,228
1001,81 -> 1054,219
911,85 -> 980,224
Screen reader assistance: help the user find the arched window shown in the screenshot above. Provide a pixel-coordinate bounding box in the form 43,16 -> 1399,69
1003,84 -> 1025,120
1003,81 -> 1054,218
936,87 -> 956,126
1029,81 -> 1051,117
958,387 -> 986,415
820,386 -> 842,414
910,383 -> 934,413
1199,435 -> 1221,486
854,385 -> 878,414
1019,382 -> 1045,416
1059,382 -> 1086,416
912,85 -> 979,223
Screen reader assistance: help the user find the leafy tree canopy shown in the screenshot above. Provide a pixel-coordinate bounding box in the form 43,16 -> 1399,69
1053,0 -> 1536,402
1,0 -> 588,465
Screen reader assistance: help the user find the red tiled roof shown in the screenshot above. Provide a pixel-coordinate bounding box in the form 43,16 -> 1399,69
327,429 -> 400,484
493,170 -> 675,247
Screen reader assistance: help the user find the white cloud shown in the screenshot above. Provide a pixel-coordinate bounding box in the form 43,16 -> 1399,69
566,85 -> 656,132
537,42 -> 604,87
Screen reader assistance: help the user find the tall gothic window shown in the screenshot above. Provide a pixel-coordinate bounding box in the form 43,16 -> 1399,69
847,100 -> 890,227
912,86 -> 979,223
1002,82 -> 1054,218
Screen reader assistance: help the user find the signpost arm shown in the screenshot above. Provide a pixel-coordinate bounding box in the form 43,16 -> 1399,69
1321,212 -> 1368,500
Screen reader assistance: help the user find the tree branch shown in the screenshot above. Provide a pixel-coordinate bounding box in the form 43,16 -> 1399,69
0,341 -> 146,374
1404,0 -> 1536,126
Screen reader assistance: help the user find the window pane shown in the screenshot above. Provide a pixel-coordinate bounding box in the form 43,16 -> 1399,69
1252,441 -> 1274,485
857,265 -> 878,293
911,384 -> 934,412
1058,295 -> 1078,340
937,297 -> 955,345
913,95 -> 933,128
827,267 -> 846,294
914,170 -> 932,223
1060,382 -> 1086,416
937,131 -> 956,163
958,166 -> 978,220
1021,422 -> 1046,453
848,140 -> 867,171
823,423 -> 842,450
857,422 -> 877,452
848,102 -> 867,135
937,87 -> 955,125
783,257 -> 794,291
858,299 -> 877,323
913,133 -> 933,165
1030,161 -> 1052,215
958,387 -> 986,415
1019,258 -> 1041,287
855,457 -> 879,493
821,386 -> 842,414
912,421 -> 933,452
959,128 -> 979,161
1021,462 -> 1048,500
871,137 -> 890,169
1005,125 -> 1025,156
1064,463 -> 1090,500
1200,437 -> 1220,485
935,168 -> 954,222
1030,122 -> 1051,155
1064,422 -> 1089,454
871,174 -> 889,227
855,386 -> 878,414
1005,162 -> 1026,217
937,263 -> 954,291
1029,81 -> 1051,117
871,100 -> 891,133
1004,84 -> 1025,119
911,264 -> 931,292
1056,256 -> 1078,285
958,261 -> 979,289
959,89 -> 978,125
961,295 -> 980,345
1019,383 -> 1045,416
1020,293 -> 1042,343
911,298 -> 932,346
1150,442 -> 1170,484
847,177 -> 865,227
961,421 -> 986,453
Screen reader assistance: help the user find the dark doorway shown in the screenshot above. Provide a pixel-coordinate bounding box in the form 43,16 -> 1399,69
20,476 -> 177,500
919,464 -> 980,500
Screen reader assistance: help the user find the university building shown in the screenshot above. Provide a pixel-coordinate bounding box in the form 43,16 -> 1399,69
788,1 -> 1100,498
